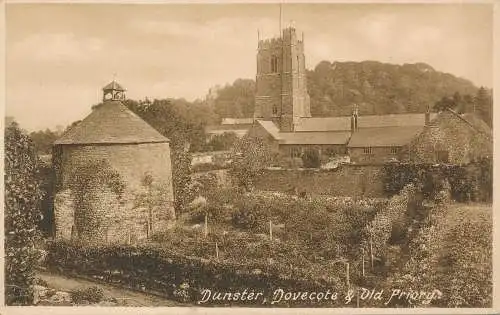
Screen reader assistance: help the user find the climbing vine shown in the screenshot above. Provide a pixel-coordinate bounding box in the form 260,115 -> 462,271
67,159 -> 125,244
5,122 -> 43,305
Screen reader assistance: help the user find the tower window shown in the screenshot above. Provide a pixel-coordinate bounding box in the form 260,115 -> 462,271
272,104 -> 278,116
271,56 -> 279,73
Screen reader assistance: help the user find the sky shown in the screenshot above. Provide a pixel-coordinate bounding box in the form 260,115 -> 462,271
5,3 -> 493,131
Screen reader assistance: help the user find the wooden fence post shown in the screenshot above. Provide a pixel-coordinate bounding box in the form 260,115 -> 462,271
346,262 -> 350,288
356,287 -> 360,307
362,248 -> 365,277
370,234 -> 374,270
204,213 -> 208,238
269,220 -> 273,241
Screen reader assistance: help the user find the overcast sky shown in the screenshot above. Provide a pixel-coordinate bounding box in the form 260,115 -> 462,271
6,3 -> 493,131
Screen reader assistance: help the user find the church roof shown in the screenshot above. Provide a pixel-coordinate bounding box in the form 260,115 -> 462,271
295,113 -> 438,132
348,126 -> 424,147
279,131 -> 351,145
54,101 -> 169,145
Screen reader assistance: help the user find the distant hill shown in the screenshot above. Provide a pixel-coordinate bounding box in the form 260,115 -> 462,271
307,60 -> 479,116
212,60 -> 481,119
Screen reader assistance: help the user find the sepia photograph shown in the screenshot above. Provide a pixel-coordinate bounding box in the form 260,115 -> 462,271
3,1 -> 495,312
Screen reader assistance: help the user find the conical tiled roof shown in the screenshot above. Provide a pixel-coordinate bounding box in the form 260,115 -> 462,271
102,80 -> 126,91
54,101 -> 169,145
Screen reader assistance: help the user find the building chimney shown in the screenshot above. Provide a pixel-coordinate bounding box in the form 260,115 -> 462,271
351,104 -> 359,132
425,105 -> 431,125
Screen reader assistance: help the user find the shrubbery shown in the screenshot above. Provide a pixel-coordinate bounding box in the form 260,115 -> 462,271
70,286 -> 104,304
383,158 -> 492,202
5,122 -> 43,305
46,240 -> 347,306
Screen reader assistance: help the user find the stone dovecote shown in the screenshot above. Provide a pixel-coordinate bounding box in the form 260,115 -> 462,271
52,81 -> 175,244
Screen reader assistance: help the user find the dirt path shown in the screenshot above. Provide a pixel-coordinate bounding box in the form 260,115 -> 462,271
37,270 -> 184,307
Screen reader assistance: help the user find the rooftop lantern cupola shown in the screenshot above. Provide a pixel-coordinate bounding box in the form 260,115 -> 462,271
102,80 -> 126,102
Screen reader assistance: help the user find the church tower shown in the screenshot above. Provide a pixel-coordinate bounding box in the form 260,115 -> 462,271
254,27 -> 311,132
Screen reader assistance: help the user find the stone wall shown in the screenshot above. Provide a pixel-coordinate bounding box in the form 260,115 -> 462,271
54,185 -> 174,244
254,164 -> 385,197
53,142 -> 175,244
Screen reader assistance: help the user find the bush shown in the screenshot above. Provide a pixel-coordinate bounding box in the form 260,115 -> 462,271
70,286 -> 104,304
301,149 -> 321,168
383,159 -> 493,202
231,198 -> 268,230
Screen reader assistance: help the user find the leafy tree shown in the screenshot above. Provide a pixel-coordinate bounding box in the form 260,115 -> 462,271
229,135 -> 276,191
5,121 -> 43,305
134,173 -> 175,238
29,129 -> 61,155
475,87 -> 493,127
171,147 -> 195,213
433,96 -> 456,112
203,132 -> 238,152
307,61 -> 478,116
213,79 -> 255,119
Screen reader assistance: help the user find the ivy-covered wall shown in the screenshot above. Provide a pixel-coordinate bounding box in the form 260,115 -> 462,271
407,111 -> 492,164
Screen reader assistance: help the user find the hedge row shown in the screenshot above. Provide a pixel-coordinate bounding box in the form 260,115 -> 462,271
361,184 -> 416,262
383,158 -> 492,202
46,241 -> 348,307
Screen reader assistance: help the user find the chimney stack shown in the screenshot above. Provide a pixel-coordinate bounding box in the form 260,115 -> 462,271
351,104 -> 359,132
425,105 -> 431,125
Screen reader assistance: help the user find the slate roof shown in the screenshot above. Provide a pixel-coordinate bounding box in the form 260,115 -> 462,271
205,124 -> 252,132
102,80 -> 126,91
257,120 -> 281,139
54,101 -> 169,145
348,126 -> 424,147
279,131 -> 352,145
295,113 -> 437,132
221,118 -> 254,125
358,113 -> 438,128
460,113 -> 492,139
295,117 -> 351,132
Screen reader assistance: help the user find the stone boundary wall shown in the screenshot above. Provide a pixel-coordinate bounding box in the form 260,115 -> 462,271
253,164 -> 386,197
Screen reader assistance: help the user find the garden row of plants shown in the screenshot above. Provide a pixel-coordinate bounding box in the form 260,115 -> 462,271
385,194 -> 492,307
185,188 -> 388,262
46,240 -> 348,306
382,157 -> 492,202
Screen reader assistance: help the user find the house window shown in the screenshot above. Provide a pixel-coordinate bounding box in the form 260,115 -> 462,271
363,147 -> 372,154
271,56 -> 279,73
291,147 -> 301,158
391,147 -> 399,154
326,147 -> 337,156
272,104 -> 278,116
